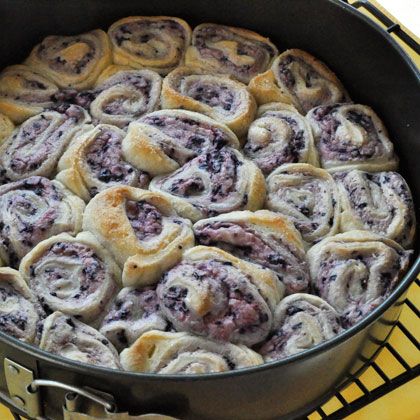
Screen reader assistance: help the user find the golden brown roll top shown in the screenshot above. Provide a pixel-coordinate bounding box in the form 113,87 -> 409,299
108,16 -> 192,74
0,113 -> 14,144
0,65 -> 60,123
249,49 -> 350,113
83,186 -> 194,287
185,23 -> 278,83
25,29 -> 112,90
120,330 -> 263,374
161,66 -> 256,138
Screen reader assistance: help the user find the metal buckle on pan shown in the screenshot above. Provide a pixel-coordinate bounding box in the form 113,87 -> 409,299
4,358 -> 179,420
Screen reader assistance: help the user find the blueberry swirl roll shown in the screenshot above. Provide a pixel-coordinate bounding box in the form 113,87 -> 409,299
120,330 -> 263,374
249,49 -> 350,113
335,170 -> 415,248
244,103 -> 319,175
25,29 -> 112,90
308,231 -> 412,327
63,65 -> 162,128
20,232 -> 120,325
0,65 -> 60,123
99,287 -> 169,352
307,104 -> 398,172
0,177 -> 85,268
259,294 -> 343,361
185,23 -> 278,84
0,105 -> 90,183
161,66 -> 256,137
194,210 -> 310,295
150,147 -> 265,222
57,124 -> 149,201
266,163 -> 340,246
0,113 -> 14,144
40,311 -> 121,368
122,109 -> 240,176
157,246 -> 284,346
83,186 -> 194,287
108,16 -> 191,74
0,268 -> 44,343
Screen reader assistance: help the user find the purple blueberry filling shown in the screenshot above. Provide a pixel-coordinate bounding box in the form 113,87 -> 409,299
157,259 -> 272,345
30,242 -> 106,305
312,105 -> 383,162
0,177 -> 63,267
140,114 -> 230,164
184,82 -> 236,112
195,221 -> 309,294
157,148 -> 244,217
244,113 -> 307,175
85,127 -> 149,195
125,200 -> 163,240
193,25 -> 276,81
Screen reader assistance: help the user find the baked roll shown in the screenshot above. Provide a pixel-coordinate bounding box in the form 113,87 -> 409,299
150,147 -> 266,222
61,65 -> 162,128
308,231 -> 412,327
122,109 -> 240,176
40,311 -> 121,369
193,210 -> 310,295
56,124 -> 150,201
0,177 -> 85,268
0,65 -> 60,123
244,103 -> 319,175
0,105 -> 90,183
259,293 -> 343,361
25,29 -> 112,90
156,246 -> 284,346
185,23 -> 278,84
0,113 -> 14,144
335,170 -> 416,249
249,49 -> 350,113
0,267 -> 44,343
161,66 -> 256,138
99,286 -> 169,352
266,163 -> 340,246
20,232 -> 120,325
108,16 -> 192,74
121,330 -> 263,374
307,104 -> 398,172
83,186 -> 194,287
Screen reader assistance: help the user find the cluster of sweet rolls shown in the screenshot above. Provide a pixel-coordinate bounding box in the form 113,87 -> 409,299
0,16 -> 415,374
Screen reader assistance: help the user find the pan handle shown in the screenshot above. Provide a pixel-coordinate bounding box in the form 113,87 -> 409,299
344,0 -> 420,54
29,379 -> 116,412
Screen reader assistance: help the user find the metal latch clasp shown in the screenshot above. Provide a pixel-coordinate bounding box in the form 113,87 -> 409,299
4,358 -> 41,418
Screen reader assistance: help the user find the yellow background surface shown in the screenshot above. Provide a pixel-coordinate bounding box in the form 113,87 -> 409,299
0,1 -> 419,419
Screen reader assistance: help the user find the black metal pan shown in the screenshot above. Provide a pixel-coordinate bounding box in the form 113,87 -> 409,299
0,1 -> 418,419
